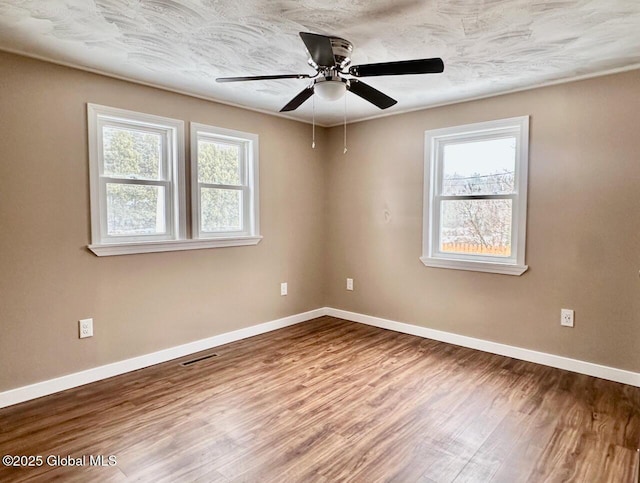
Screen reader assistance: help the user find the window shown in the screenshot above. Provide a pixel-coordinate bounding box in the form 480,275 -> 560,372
87,105 -> 261,256
191,123 -> 259,240
422,116 -> 529,275
88,104 -> 186,249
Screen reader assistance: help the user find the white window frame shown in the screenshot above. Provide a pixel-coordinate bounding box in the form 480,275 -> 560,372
190,123 -> 260,241
88,104 -> 186,251
87,105 -> 261,256
421,116 -> 529,275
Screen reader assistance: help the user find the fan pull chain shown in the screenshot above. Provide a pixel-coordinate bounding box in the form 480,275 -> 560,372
312,94 -> 316,149
343,93 -> 347,154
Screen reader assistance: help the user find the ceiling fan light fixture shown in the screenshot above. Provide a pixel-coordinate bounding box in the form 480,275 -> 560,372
314,80 -> 346,101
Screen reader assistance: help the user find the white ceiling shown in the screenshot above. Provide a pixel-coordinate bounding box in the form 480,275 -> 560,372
1,0 -> 639,126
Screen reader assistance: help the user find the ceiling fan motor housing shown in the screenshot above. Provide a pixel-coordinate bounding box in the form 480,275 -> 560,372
306,35 -> 353,70
330,37 -> 353,70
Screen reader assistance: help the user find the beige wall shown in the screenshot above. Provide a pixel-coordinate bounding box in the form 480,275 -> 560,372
0,51 -> 327,391
325,70 -> 640,373
1,50 -> 639,392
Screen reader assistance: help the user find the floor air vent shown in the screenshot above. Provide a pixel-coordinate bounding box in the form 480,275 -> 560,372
180,353 -> 218,366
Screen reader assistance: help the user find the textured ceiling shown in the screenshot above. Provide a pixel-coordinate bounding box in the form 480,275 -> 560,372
0,0 -> 639,125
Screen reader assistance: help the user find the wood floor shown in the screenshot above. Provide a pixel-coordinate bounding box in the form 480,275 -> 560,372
1,316 -> 639,482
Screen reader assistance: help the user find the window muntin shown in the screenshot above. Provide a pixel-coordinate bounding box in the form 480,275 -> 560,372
191,123 -> 259,240
422,117 -> 529,275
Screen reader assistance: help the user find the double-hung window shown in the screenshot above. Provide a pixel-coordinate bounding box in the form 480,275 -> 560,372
87,105 -> 260,256
88,104 -> 186,249
422,116 -> 529,275
191,123 -> 259,240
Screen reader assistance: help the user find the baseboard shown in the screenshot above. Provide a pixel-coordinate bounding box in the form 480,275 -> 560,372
3,306 -> 638,408
324,307 -> 640,388
0,308 -> 325,409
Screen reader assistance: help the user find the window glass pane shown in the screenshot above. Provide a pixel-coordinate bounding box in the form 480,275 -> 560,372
103,126 -> 163,180
106,183 -> 166,236
201,188 -> 242,232
440,199 -> 512,257
198,140 -> 242,186
442,137 -> 516,195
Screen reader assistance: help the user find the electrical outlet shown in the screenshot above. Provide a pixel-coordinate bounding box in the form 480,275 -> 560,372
560,309 -> 574,327
79,318 -> 93,338
346,278 -> 354,291
280,282 -> 288,296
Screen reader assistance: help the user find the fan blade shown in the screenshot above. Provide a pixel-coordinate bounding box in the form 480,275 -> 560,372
280,86 -> 315,112
216,74 -> 312,83
349,58 -> 444,77
299,32 -> 335,67
347,79 -> 397,110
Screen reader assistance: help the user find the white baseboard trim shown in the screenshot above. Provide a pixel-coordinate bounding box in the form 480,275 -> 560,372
3,306 -> 638,408
324,307 -> 640,388
0,308 -> 325,409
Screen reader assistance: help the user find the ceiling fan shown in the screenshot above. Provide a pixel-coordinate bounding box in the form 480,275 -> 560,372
216,32 -> 444,112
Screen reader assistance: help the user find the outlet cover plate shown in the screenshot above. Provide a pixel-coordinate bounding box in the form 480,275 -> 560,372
79,318 -> 93,338
560,309 -> 574,327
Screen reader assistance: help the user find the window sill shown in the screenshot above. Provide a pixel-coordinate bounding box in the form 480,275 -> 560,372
420,256 -> 528,276
89,236 -> 262,257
